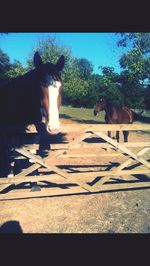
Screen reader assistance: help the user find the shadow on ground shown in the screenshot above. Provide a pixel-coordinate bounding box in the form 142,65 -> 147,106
0,220 -> 23,233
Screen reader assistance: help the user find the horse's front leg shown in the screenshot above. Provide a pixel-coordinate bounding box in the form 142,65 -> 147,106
123,131 -> 129,142
108,131 -> 111,138
116,131 -> 120,142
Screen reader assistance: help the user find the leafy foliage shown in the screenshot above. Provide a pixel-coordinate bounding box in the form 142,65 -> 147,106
1,33 -> 150,110
145,85 -> 150,109
0,49 -> 11,79
117,33 -> 150,84
7,60 -> 27,78
97,67 -> 124,106
74,58 -> 93,80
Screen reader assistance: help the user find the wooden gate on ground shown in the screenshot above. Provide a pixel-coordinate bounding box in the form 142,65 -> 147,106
0,123 -> 150,200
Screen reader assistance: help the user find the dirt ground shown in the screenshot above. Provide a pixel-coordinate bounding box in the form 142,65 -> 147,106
0,119 -> 150,233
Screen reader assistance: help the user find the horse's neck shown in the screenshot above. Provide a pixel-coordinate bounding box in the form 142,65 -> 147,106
105,103 -> 118,122
16,70 -> 37,86
10,70 -> 37,93
105,103 -> 113,116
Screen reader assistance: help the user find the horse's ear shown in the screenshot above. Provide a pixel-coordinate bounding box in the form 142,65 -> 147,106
55,55 -> 65,71
33,52 -> 43,68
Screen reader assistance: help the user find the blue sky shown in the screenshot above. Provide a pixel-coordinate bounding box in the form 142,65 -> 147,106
0,33 -> 128,74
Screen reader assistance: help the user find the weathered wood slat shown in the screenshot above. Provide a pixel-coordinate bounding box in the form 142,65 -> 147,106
58,153 -> 125,158
1,123 -> 149,134
15,163 -> 41,177
116,147 -> 150,172
61,123 -> 150,132
15,148 -> 48,168
19,142 -> 150,151
52,142 -> 150,149
0,186 -> 87,200
1,168 -> 149,185
45,165 -> 95,192
68,132 -> 92,148
1,180 -> 150,200
92,181 -> 150,193
93,131 -> 150,169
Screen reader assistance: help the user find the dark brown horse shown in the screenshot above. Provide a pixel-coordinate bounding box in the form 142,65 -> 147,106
0,52 -> 65,176
0,52 -> 65,135
94,97 -> 134,142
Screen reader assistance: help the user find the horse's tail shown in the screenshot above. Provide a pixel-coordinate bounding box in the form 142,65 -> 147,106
132,110 -> 150,123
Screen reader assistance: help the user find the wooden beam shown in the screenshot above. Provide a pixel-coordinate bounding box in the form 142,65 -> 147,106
0,186 -> 87,200
19,142 -> 150,151
93,131 -> 150,169
116,147 -> 150,172
45,165 -> 95,192
1,180 -> 150,200
15,163 -> 41,177
92,181 -> 150,193
15,148 -> 48,168
60,123 -> 150,133
51,142 -> 150,150
1,168 -> 149,185
69,168 -> 150,179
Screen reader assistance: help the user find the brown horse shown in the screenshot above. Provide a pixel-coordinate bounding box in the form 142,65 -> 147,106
0,52 -> 65,135
94,97 -> 134,142
0,52 -> 65,176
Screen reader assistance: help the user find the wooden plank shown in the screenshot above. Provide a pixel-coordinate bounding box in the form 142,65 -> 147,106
68,132 -> 92,148
58,152 -> 124,158
1,180 -> 150,200
0,173 -> 60,184
0,184 -> 14,191
0,172 -> 95,185
55,141 -> 150,149
93,131 -> 150,169
0,186 -> 87,200
15,163 -> 41,177
69,168 -> 150,179
60,123 -> 150,133
21,142 -> 150,151
15,153 -> 125,159
116,147 -> 150,172
15,148 -> 48,168
94,181 -> 150,192
1,167 -> 149,186
41,132 -> 93,166
2,123 -> 149,134
46,165 -> 95,192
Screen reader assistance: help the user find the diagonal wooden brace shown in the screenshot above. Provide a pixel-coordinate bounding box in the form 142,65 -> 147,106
92,131 -> 150,169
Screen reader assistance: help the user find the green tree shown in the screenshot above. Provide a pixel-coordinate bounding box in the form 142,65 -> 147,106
97,66 -> 124,106
0,48 -> 11,79
145,85 -> 150,109
74,58 -> 93,80
7,60 -> 27,78
116,33 -> 150,109
63,77 -> 90,107
117,33 -> 150,84
120,81 -> 145,108
86,74 -> 102,108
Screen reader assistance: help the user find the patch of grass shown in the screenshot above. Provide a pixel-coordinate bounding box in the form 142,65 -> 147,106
60,106 -> 150,123
144,110 -> 150,117
60,106 -> 105,123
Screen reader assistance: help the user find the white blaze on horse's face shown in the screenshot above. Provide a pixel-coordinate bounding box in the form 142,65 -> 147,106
46,80 -> 61,134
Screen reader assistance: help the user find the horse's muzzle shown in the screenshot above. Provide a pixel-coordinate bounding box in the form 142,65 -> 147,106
94,110 -> 98,116
46,124 -> 61,135
48,129 -> 60,135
